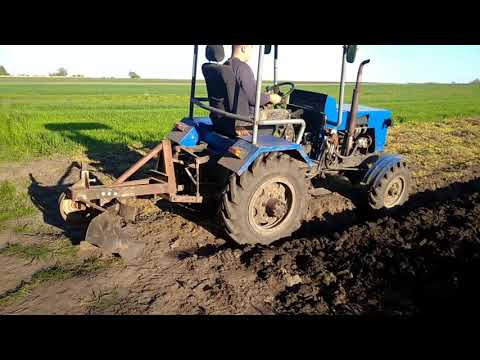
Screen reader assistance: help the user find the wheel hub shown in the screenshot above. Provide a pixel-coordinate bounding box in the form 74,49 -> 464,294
384,176 -> 405,208
249,177 -> 295,232
265,198 -> 288,218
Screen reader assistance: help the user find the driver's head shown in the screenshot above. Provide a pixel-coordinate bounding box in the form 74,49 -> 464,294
232,45 -> 254,63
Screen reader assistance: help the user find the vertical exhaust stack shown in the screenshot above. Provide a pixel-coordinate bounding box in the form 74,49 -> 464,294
344,59 -> 370,156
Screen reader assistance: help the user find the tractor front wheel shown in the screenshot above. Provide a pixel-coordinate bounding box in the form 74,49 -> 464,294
220,153 -> 309,245
367,161 -> 412,210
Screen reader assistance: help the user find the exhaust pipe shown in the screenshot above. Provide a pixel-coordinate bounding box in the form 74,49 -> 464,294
344,59 -> 370,156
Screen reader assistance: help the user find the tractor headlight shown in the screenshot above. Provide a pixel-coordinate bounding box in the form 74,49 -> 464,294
175,122 -> 189,131
228,146 -> 246,159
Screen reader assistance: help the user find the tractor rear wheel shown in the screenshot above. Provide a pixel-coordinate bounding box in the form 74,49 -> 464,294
367,161 -> 412,210
220,153 -> 309,245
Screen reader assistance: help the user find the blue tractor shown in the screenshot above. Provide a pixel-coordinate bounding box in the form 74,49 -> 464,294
59,45 -> 412,254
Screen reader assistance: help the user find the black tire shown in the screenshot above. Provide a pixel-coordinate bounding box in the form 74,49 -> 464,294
198,164 -> 230,215
220,153 -> 310,245
367,161 -> 412,210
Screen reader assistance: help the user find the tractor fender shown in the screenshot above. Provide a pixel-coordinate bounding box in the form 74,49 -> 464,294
361,154 -> 406,188
217,137 -> 314,176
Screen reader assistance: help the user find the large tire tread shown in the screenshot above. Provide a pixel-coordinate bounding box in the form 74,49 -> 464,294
368,161 -> 412,211
220,153 -> 310,245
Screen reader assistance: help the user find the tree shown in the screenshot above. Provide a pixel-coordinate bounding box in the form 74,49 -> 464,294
129,71 -> 140,79
49,67 -> 68,77
470,78 -> 480,85
0,66 -> 9,76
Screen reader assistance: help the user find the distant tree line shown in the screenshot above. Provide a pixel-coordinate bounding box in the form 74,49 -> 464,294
47,68 -> 84,77
49,67 -> 68,77
471,78 -> 480,85
129,71 -> 140,79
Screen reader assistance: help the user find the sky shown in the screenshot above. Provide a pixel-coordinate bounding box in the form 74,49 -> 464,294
0,45 -> 479,83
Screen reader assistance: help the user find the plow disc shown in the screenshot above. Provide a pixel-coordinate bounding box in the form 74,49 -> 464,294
85,209 -> 145,261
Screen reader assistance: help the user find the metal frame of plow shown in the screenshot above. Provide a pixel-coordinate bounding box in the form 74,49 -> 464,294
68,139 -> 185,208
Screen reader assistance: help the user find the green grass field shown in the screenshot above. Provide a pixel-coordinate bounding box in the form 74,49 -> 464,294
1,77 -> 480,163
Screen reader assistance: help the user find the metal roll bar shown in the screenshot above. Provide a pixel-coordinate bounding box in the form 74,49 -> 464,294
252,45 -> 265,145
335,45 -> 348,129
189,45 -> 199,119
274,45 -> 278,85
191,98 -> 254,124
192,98 -> 306,145
257,119 -> 306,145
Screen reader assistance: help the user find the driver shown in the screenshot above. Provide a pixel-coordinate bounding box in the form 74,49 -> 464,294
224,45 -> 282,136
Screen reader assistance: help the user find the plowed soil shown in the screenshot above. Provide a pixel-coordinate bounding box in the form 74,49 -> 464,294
2,120 -> 480,315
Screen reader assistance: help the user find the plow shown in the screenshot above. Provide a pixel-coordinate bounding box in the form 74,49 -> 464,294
59,138 -> 206,256
58,45 -> 412,257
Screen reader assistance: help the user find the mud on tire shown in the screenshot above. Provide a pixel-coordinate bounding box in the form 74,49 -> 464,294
220,153 -> 310,245
368,161 -> 412,210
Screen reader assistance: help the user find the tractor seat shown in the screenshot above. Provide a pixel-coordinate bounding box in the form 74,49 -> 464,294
202,45 -> 239,137
202,45 -> 274,138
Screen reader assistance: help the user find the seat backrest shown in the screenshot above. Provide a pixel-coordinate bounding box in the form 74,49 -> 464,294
202,63 -> 232,113
202,45 -> 244,137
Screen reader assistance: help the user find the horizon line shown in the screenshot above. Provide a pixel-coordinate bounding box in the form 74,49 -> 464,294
0,75 -> 473,85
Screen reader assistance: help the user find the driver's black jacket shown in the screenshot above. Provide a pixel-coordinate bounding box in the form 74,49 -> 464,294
224,57 -> 270,116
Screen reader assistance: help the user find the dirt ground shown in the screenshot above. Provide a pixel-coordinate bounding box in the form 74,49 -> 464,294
1,118 -> 480,315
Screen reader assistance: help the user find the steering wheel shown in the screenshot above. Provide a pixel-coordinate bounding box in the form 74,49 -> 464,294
265,82 -> 295,99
